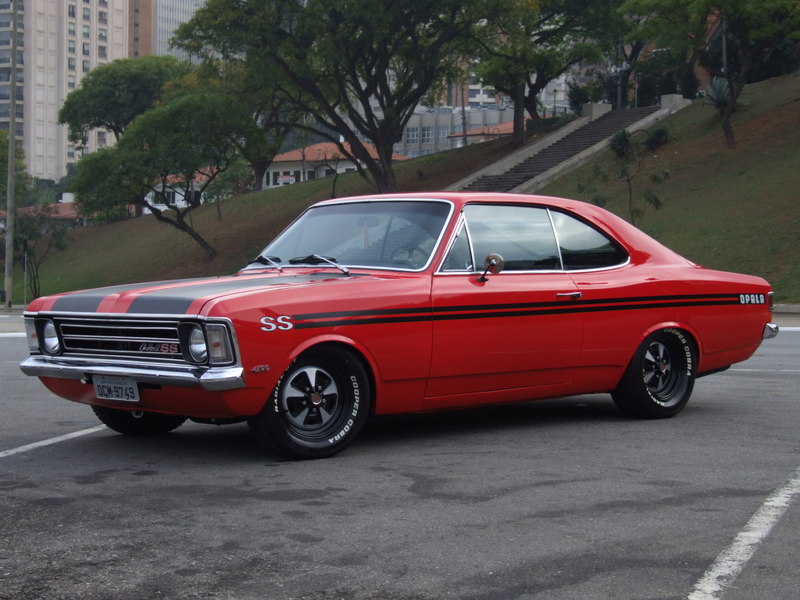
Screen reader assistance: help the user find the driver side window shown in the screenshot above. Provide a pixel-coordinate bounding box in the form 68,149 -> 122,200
460,204 -> 560,271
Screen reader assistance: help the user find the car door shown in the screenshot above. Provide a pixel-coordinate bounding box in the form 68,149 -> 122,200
546,208 -> 637,383
425,203 -> 583,405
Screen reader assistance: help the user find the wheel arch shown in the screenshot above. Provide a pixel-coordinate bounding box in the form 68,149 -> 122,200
642,322 -> 699,355
619,322 -> 701,380
281,336 -> 380,415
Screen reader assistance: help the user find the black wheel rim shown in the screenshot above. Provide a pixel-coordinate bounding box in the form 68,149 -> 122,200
643,339 -> 685,407
279,365 -> 346,440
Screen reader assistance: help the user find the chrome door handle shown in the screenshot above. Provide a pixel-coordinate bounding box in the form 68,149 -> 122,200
556,291 -> 582,300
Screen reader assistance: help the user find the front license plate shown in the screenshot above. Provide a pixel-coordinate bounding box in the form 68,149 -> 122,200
93,375 -> 140,403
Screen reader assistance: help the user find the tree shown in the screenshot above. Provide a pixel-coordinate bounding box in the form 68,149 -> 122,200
174,0 -> 503,193
58,55 -> 191,145
587,9 -> 654,111
633,48 -> 698,108
623,0 -> 800,148
15,204 -> 68,299
578,127 -> 670,226
73,92 -> 246,259
703,0 -> 800,147
622,0 -> 708,106
476,0 -> 610,144
26,178 -> 59,207
202,158 -> 254,220
162,62 -> 296,191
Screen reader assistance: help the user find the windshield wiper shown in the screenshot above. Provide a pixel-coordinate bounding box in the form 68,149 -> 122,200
288,254 -> 350,276
249,254 -> 283,272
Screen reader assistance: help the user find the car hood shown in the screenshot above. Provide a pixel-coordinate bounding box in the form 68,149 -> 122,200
27,271 -> 364,316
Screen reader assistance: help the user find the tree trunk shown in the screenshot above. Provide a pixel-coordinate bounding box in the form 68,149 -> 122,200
178,216 -> 217,260
251,158 -> 269,191
374,163 -> 397,193
28,256 -> 40,300
512,83 -> 526,147
719,40 -> 754,150
149,208 -> 217,260
371,142 -> 398,193
721,106 -> 736,149
626,176 -> 635,226
179,220 -> 217,260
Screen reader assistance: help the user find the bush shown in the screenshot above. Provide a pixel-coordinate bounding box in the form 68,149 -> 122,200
705,76 -> 731,111
567,80 -> 605,111
645,126 -> 670,150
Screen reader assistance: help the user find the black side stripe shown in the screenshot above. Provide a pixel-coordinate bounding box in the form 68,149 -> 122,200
293,295 -> 742,329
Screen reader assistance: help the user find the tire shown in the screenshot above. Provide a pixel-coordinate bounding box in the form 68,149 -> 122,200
247,347 -> 372,459
611,328 -> 696,419
92,406 -> 187,435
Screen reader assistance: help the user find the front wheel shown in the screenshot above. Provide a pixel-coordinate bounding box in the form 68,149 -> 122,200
248,347 -> 372,459
92,406 -> 187,435
612,328 -> 696,419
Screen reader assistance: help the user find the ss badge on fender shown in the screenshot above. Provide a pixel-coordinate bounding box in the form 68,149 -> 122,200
260,315 -> 294,332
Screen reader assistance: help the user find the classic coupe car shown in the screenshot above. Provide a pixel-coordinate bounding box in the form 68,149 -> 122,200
20,192 -> 778,459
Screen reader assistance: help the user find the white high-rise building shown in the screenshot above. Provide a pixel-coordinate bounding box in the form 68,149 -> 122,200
131,0 -> 204,60
0,1 -> 128,182
0,0 -> 203,184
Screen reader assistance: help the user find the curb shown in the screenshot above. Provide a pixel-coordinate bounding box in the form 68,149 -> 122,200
775,304 -> 800,314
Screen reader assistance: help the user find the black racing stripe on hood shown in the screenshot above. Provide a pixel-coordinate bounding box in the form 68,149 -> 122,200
48,273 -> 356,315
126,274 -> 354,314
49,281 -> 187,313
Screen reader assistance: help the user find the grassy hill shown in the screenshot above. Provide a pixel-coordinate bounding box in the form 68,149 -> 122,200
14,72 -> 800,303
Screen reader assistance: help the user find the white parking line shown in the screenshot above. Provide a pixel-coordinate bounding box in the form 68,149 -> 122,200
687,466 -> 800,600
0,332 -> 25,338
0,425 -> 107,459
732,369 -> 800,373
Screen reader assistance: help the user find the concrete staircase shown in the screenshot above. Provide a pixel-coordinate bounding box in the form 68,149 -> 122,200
447,95 -> 692,194
463,106 -> 659,192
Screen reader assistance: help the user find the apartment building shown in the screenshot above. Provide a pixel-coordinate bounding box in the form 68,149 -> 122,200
0,0 -> 203,183
130,0 -> 204,60
0,1 -> 127,182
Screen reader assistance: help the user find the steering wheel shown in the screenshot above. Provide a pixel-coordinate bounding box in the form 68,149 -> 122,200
389,244 -> 428,266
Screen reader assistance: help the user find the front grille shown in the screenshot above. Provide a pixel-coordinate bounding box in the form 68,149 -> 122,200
55,317 -> 184,362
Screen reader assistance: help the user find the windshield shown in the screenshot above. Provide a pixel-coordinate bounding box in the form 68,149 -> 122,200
246,200 -> 452,271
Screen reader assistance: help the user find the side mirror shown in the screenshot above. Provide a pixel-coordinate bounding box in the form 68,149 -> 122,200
477,253 -> 504,282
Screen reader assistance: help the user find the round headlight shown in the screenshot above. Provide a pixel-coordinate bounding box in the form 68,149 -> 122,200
188,325 -> 208,363
42,320 -> 61,355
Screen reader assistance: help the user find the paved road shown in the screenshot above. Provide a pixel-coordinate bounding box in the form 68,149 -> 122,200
0,314 -> 797,600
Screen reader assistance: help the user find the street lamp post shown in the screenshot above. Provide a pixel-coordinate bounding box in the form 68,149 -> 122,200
3,0 -> 18,311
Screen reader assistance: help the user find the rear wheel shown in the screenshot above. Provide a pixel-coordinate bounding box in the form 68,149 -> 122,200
612,328 -> 696,418
92,406 -> 187,435
248,347 -> 372,459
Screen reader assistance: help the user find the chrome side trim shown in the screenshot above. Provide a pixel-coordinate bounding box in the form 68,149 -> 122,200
19,355 -> 246,391
763,323 -> 779,340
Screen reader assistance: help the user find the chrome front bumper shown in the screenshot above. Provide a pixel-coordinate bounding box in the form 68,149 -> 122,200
20,355 -> 246,391
763,322 -> 779,340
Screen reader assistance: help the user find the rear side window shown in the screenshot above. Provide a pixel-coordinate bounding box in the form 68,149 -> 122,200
551,211 -> 628,270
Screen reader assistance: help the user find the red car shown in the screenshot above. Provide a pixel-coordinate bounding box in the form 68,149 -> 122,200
20,193 -> 778,459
